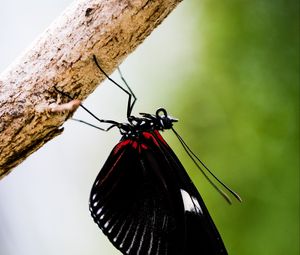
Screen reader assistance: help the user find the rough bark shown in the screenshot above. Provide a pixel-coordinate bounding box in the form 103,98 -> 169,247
0,0 -> 182,178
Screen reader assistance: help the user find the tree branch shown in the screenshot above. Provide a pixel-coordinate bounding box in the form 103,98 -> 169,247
0,0 -> 182,178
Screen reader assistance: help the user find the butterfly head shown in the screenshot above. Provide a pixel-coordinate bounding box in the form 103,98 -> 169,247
155,108 -> 178,130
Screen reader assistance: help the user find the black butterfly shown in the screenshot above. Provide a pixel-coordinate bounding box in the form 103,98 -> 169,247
58,55 -> 241,255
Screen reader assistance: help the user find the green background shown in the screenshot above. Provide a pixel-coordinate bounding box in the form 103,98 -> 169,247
170,1 -> 299,254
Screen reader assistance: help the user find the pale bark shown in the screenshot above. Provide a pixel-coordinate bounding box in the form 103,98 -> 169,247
0,0 -> 182,178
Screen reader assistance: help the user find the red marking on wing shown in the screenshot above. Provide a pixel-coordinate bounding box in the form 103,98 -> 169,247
113,131 -> 168,156
142,132 -> 159,146
98,150 -> 125,186
141,143 -> 148,150
132,141 -> 138,149
153,130 -> 168,145
142,131 -> 168,146
113,138 -> 146,155
113,139 -> 131,155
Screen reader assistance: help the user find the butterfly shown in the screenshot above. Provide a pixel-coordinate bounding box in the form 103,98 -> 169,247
56,55 -> 241,255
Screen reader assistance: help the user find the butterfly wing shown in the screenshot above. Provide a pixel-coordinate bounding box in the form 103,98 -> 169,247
151,130 -> 228,254
89,131 -> 228,255
89,138 -> 186,255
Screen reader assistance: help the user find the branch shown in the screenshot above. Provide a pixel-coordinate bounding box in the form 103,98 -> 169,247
0,0 -> 182,178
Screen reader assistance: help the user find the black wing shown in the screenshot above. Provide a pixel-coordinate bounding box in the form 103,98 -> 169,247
89,131 -> 228,255
151,130 -> 228,254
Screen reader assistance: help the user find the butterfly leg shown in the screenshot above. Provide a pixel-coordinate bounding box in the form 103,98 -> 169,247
54,86 -> 119,131
93,55 -> 136,118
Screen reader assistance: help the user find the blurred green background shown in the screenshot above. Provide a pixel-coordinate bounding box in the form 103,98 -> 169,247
0,0 -> 299,255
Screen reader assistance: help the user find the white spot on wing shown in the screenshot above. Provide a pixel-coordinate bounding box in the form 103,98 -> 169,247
113,220 -> 126,243
148,207 -> 156,255
126,220 -> 141,254
120,220 -> 134,249
104,220 -> 110,228
180,189 -> 203,214
96,207 -> 103,215
137,217 -> 147,254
